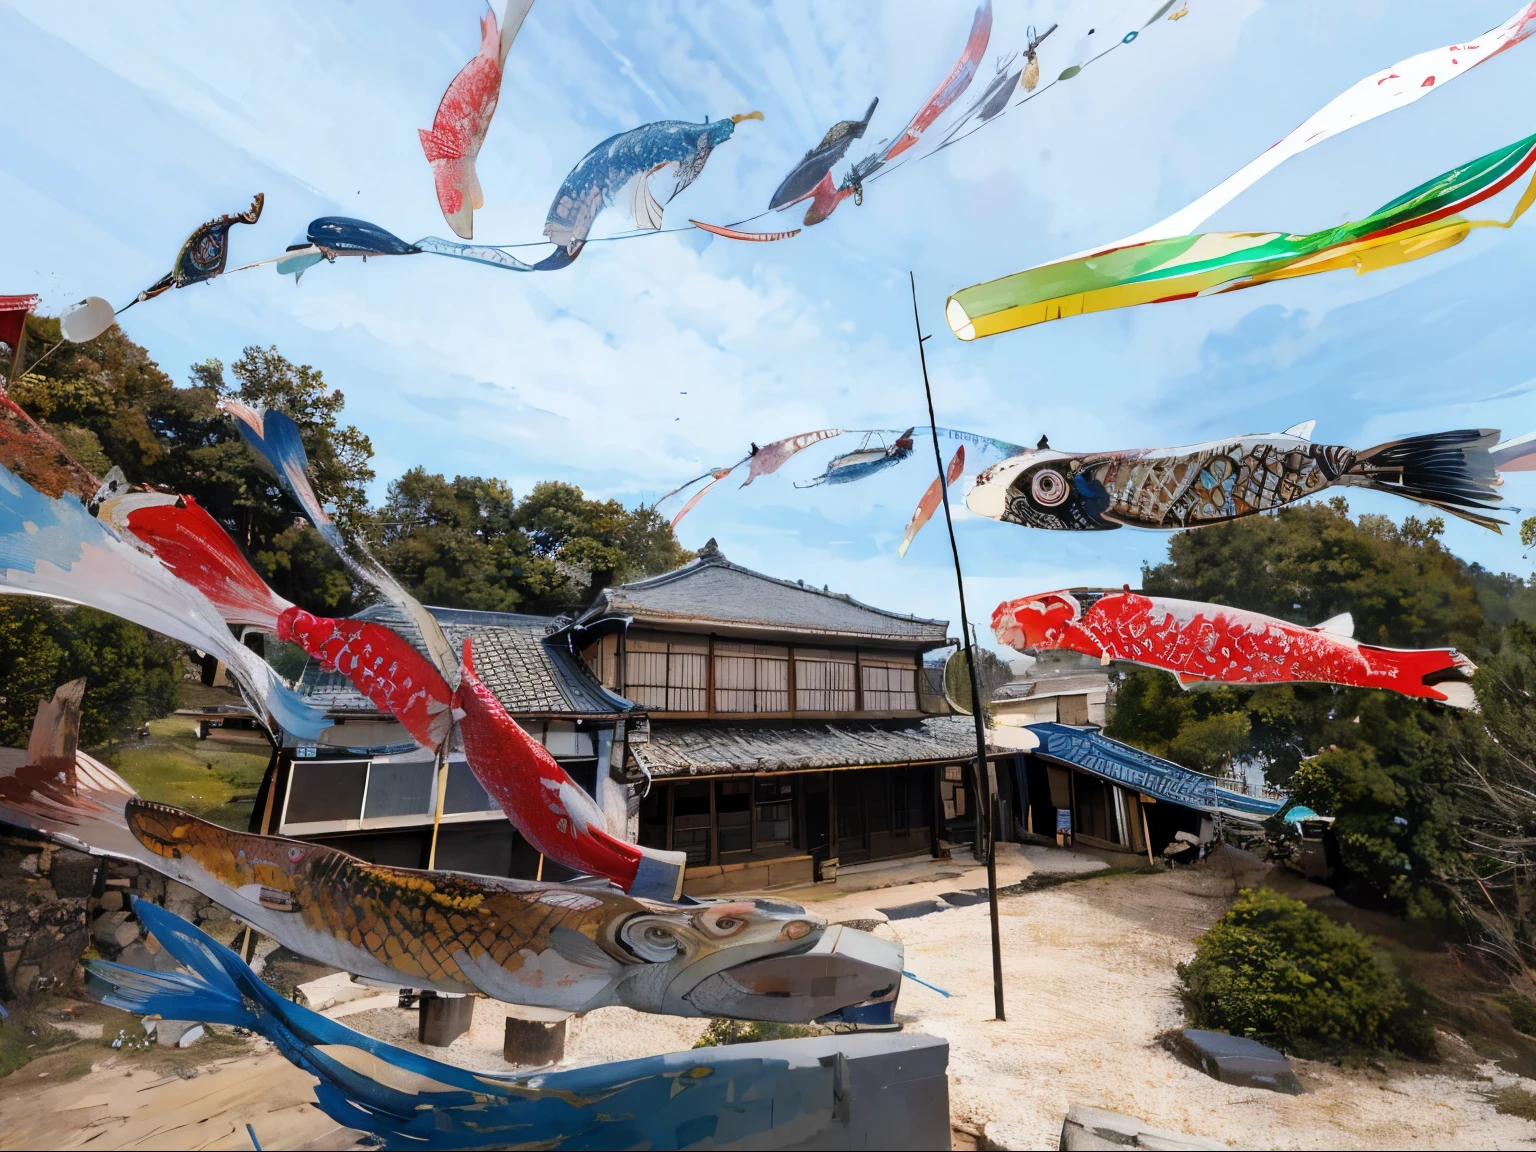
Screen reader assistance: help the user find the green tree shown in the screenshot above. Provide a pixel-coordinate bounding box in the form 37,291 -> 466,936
1103,500 -> 1520,914
1445,622 -> 1536,966
0,600 -> 181,748
13,322 -> 367,615
379,471 -> 692,615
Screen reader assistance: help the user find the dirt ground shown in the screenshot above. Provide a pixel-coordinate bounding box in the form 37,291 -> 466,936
5,843 -> 1536,1150
868,844 -> 1536,1151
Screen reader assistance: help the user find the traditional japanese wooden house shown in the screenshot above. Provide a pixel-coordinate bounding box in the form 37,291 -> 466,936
560,539 -> 980,894
245,604 -> 636,881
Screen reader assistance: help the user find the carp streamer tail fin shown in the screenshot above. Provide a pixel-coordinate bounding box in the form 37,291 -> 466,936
101,492 -> 293,631
91,899 -> 513,1142
1350,428 -> 1506,531
0,684 -> 148,864
1358,644 -> 1478,709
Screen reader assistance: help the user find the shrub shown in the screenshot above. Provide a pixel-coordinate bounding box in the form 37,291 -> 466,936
1501,992 -> 1536,1037
1178,888 -> 1428,1059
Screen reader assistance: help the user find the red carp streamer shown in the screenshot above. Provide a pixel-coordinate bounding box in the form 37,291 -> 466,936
418,4 -> 525,239
688,219 -> 801,242
993,589 -> 1476,708
454,639 -> 643,890
114,494 -> 452,748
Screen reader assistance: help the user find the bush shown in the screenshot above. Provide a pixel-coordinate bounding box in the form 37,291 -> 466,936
1501,992 -> 1536,1037
1178,888 -> 1430,1059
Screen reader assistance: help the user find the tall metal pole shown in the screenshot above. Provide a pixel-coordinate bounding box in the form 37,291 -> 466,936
909,271 -> 1005,1023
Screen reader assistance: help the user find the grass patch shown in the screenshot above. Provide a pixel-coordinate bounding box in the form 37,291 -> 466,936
97,713 -> 269,829
0,1010 -> 78,1079
50,1049 -> 96,1083
694,1020 -> 819,1048
1501,993 -> 1536,1037
1489,1085 -> 1536,1122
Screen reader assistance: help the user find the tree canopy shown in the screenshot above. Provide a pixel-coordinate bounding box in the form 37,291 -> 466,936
1103,499 -> 1534,917
377,469 -> 692,615
3,316 -> 691,742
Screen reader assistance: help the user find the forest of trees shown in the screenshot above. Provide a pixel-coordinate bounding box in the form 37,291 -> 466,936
8,314 -> 1536,968
0,314 -> 690,742
1103,500 -> 1536,936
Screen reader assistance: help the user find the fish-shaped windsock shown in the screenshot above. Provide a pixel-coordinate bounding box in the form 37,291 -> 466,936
0,462 -> 329,739
967,425 -> 1505,532
88,898 -> 896,1149
418,1 -> 534,239
220,401 -> 456,680
98,491 -> 452,751
0,694 -> 900,1024
993,588 -> 1477,709
544,113 -> 762,256
798,428 -> 915,487
801,0 -> 991,226
134,195 -> 264,303
454,638 -> 688,901
770,99 -> 877,211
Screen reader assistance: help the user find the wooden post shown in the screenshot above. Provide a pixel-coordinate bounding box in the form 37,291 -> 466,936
427,750 -> 449,870
504,1017 -> 567,1066
418,991 -> 474,1047
708,777 -> 718,866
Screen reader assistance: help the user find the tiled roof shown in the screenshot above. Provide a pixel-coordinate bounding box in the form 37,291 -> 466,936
630,716 -> 984,777
296,603 -> 632,717
570,540 -> 950,647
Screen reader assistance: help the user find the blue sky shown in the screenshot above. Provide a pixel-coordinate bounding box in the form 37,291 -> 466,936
2,0 -> 1533,647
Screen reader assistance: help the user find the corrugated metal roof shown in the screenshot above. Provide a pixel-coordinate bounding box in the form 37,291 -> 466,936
631,716 -> 981,777
572,540 -> 950,646
993,673 -> 1109,701
296,602 -> 633,717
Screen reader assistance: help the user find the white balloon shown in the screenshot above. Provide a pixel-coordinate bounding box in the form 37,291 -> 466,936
59,297 -> 115,343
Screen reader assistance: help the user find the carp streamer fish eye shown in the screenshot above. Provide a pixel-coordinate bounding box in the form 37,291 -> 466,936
1030,467 -> 1069,506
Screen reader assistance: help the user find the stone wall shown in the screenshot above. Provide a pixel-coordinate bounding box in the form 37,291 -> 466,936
0,827 -> 231,1003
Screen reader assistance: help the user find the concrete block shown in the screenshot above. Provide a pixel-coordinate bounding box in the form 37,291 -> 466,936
1174,1028 -> 1303,1095
297,971 -> 378,1011
735,864 -> 771,889
154,1020 -> 205,1048
92,911 -> 140,951
768,856 -> 814,887
98,889 -> 125,913
683,872 -> 729,898
1059,1105 -> 1226,1150
117,941 -> 183,974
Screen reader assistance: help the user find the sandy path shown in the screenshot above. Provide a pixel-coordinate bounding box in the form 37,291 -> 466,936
0,1047 -> 354,1151
880,852 -> 1536,1150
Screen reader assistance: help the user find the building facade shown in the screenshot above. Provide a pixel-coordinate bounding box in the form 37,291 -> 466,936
565,540 -> 981,894
248,605 -> 636,881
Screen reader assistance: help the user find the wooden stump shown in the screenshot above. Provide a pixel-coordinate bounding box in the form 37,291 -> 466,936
503,1017 -> 567,1066
417,991 -> 474,1047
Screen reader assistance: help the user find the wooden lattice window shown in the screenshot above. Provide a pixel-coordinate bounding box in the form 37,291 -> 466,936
713,642 -> 789,713
795,649 -> 856,712
624,634 -> 707,711
860,657 -> 917,711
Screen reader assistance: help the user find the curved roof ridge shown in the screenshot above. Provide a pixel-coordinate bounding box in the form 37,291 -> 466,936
579,544 -> 948,634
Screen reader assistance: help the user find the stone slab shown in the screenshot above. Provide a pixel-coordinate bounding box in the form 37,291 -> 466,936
1060,1104 -> 1226,1150
1175,1028 -> 1303,1095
